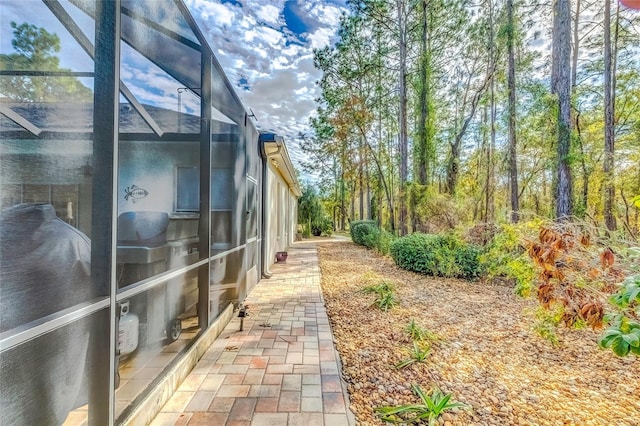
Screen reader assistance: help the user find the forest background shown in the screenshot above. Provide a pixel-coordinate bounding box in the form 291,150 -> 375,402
301,0 -> 639,236
299,0 -> 640,356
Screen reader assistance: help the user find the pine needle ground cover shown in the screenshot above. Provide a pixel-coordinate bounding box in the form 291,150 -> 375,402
318,241 -> 639,426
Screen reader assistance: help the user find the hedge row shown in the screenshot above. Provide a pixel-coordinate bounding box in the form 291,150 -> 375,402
389,233 -> 481,280
350,220 -> 378,247
350,220 -> 394,255
350,222 -> 481,280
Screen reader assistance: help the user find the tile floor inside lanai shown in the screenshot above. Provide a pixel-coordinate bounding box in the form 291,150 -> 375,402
152,242 -> 355,426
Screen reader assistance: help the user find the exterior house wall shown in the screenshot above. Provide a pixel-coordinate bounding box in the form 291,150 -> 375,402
264,165 -> 298,269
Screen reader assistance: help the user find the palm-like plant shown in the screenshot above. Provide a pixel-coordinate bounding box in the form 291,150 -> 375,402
362,281 -> 398,311
405,319 -> 439,342
395,342 -> 430,369
375,291 -> 398,311
375,384 -> 468,425
362,281 -> 394,295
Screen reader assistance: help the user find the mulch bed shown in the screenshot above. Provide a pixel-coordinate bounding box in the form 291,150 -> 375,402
317,241 -> 639,426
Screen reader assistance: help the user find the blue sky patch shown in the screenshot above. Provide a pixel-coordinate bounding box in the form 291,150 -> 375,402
220,0 -> 242,7
237,75 -> 250,91
283,1 -> 309,36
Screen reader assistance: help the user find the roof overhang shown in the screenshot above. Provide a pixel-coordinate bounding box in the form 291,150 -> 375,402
259,132 -> 302,198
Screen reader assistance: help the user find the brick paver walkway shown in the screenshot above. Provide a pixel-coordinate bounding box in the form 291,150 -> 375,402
151,241 -> 354,426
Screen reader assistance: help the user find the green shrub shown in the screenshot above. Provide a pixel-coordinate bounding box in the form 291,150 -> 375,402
361,225 -> 380,249
376,385 -> 469,425
350,220 -> 396,255
390,233 -> 437,275
390,233 -> 481,280
311,217 -> 333,236
479,223 -> 536,296
350,220 -> 377,245
405,319 -> 440,342
599,273 -> 640,357
362,281 -> 395,295
376,229 -> 396,256
374,291 -> 398,311
395,341 -> 430,369
455,244 -> 483,280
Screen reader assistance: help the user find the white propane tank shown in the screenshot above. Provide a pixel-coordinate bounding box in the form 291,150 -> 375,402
118,301 -> 139,356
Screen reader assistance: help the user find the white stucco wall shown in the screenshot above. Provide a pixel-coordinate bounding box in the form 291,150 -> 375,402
263,164 -> 298,272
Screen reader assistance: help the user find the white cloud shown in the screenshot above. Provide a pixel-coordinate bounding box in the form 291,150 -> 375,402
308,26 -> 335,49
255,4 -> 282,26
260,26 -> 285,46
189,0 -> 236,27
183,0 -> 348,177
281,43 -> 304,57
306,2 -> 344,28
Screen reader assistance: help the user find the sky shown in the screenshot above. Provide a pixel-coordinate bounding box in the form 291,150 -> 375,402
2,0 -> 638,179
185,0 -> 349,178
0,0 -> 348,181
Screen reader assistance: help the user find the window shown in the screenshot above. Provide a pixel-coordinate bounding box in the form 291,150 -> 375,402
176,166 -> 199,212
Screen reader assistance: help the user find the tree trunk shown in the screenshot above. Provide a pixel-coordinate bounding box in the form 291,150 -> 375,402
359,147 -> 364,220
366,165 -> 371,220
636,164 -> 640,234
480,104 -> 490,222
447,65 -> 494,195
551,0 -> 573,220
416,0 -> 434,187
486,0 -> 496,223
571,0 -> 580,90
397,0 -> 408,235
571,0 -> 590,216
507,0 -> 519,223
603,0 -> 617,231
417,0 -> 428,185
340,170 -> 346,230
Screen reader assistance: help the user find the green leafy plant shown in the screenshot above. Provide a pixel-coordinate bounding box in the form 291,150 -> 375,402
389,233 -> 481,280
376,229 -> 396,255
311,216 -> 334,236
609,274 -> 640,309
374,291 -> 398,311
599,316 -> 640,357
531,305 -> 561,346
298,184 -> 323,236
362,281 -> 397,311
405,319 -> 439,342
350,220 -> 396,255
395,342 -> 430,369
479,223 -> 536,296
350,220 -> 378,247
455,244 -> 483,280
375,384 -> 468,425
362,281 -> 394,295
623,247 -> 640,273
599,274 -> 640,357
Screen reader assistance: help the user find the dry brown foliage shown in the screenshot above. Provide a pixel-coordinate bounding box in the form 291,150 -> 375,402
527,223 -> 627,329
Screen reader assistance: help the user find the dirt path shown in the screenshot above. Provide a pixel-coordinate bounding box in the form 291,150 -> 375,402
317,242 -> 639,426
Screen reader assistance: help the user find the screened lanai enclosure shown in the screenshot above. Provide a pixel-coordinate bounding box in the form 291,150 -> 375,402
0,1 -> 300,424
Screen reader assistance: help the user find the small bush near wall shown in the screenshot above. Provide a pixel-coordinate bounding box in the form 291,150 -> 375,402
312,217 -> 334,236
302,224 -> 311,238
390,233 -> 481,280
